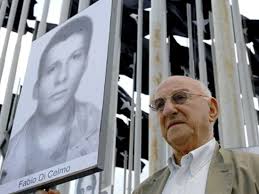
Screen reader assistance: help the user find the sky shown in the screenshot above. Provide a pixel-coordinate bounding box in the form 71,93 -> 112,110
0,0 -> 259,193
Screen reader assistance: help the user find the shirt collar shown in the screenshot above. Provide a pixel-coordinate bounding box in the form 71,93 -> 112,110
168,138 -> 216,176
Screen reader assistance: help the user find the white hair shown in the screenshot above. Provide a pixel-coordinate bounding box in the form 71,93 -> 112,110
194,79 -> 216,131
197,80 -> 212,97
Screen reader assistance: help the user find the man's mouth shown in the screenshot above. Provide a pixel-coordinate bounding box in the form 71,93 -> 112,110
50,89 -> 67,100
167,121 -> 184,129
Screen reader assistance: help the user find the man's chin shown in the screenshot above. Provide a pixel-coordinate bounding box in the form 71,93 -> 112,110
39,105 -> 66,117
167,135 -> 191,147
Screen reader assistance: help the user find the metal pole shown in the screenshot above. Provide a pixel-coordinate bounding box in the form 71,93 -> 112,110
187,3 -> 195,79
149,0 -> 168,174
211,0 -> 246,148
134,0 -> 143,188
0,0 -> 31,145
123,151 -> 128,194
36,0 -> 50,38
78,0 -> 90,12
0,0 -> 8,33
195,0 -> 207,85
7,79 -> 21,133
231,0 -> 259,146
0,0 -> 19,84
101,0 -> 123,193
0,0 -> 31,144
59,0 -> 71,24
209,12 -> 223,139
127,53 -> 136,194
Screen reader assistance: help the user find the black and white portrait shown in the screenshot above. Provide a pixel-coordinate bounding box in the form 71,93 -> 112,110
0,1 -> 113,193
0,15 -> 101,184
76,173 -> 99,194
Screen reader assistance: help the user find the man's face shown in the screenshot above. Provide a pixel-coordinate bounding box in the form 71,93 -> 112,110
79,176 -> 95,194
155,76 -> 218,154
36,33 -> 87,116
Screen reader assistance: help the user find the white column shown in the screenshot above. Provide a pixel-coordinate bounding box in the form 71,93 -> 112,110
211,0 -> 246,148
187,3 -> 195,79
0,0 -> 8,33
195,0 -> 207,85
149,0 -> 168,174
36,0 -> 50,38
209,12 -> 223,138
231,0 -> 259,146
123,151 -> 128,194
78,0 -> 90,12
0,0 -> 19,83
59,0 -> 71,24
127,69 -> 135,194
101,0 -> 123,193
6,80 -> 21,132
134,0 -> 143,188
0,0 -> 31,145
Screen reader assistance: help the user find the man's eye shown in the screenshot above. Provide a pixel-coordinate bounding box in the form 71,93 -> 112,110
71,50 -> 84,60
155,99 -> 165,110
173,93 -> 187,103
86,185 -> 93,191
47,66 -> 56,74
72,53 -> 82,59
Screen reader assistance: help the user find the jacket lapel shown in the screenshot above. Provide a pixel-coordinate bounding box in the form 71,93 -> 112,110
144,167 -> 170,193
206,143 -> 233,194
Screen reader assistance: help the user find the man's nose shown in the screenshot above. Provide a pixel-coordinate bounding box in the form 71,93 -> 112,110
56,63 -> 68,84
162,99 -> 178,116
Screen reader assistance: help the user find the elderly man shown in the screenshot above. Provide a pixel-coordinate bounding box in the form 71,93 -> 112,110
133,76 -> 259,194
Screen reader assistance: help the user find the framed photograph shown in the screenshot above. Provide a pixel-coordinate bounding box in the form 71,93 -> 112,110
0,0 -> 115,193
75,172 -> 100,194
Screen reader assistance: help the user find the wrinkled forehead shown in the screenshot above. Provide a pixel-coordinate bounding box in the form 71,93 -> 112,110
155,76 -> 204,98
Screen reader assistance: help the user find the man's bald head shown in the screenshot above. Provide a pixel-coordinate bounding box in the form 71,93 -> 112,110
156,76 -> 212,98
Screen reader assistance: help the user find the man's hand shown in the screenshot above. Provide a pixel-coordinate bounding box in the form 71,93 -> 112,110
35,189 -> 60,194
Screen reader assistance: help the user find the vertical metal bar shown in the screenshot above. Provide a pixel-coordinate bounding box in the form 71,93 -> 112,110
127,53 -> 136,194
0,0 -> 19,84
59,0 -> 71,24
209,12 -> 223,140
37,0 -> 50,38
134,0 -> 143,188
7,79 -> 21,132
0,0 -> 8,32
123,151 -> 128,194
187,3 -> 195,79
149,0 -> 168,175
195,0 -> 207,85
0,0 -> 32,145
231,0 -> 259,146
78,0 -> 90,12
101,0 -> 123,193
167,36 -> 171,76
211,0 -> 246,148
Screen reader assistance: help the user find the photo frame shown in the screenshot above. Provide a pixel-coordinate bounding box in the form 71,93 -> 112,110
0,0 -> 115,193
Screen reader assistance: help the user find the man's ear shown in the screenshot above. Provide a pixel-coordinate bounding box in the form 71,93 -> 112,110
208,97 -> 219,123
33,81 -> 39,100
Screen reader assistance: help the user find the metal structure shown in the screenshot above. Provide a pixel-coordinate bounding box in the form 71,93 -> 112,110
211,0 -> 246,148
149,0 -> 169,175
0,0 -> 258,193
